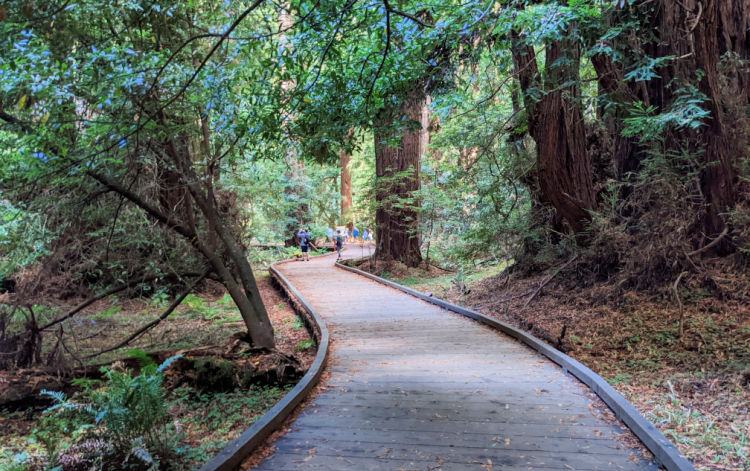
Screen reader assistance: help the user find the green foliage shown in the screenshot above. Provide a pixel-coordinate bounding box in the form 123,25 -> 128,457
294,339 -> 315,351
622,87 -> 710,141
179,294 -> 238,321
90,304 -> 123,319
291,316 -> 305,330
32,355 -> 183,469
150,288 -> 171,308
171,385 -> 290,467
0,450 -> 32,471
0,202 -> 55,278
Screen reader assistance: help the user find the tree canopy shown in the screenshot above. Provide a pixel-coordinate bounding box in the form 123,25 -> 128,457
1,0 -> 747,340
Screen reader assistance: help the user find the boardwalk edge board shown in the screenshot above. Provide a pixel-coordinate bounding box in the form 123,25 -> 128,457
335,261 -> 695,471
199,253 -> 332,471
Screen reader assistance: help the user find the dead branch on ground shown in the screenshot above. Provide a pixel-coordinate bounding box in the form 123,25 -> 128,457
523,254 -> 579,308
687,226 -> 729,258
672,271 -> 688,339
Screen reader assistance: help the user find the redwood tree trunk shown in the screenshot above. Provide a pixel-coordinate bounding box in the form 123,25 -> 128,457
278,3 -> 310,247
340,144 -> 353,234
637,0 -> 745,242
692,0 -> 741,240
512,35 -> 596,235
374,89 -> 424,267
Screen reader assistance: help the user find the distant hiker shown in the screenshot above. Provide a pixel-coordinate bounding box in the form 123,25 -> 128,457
335,230 -> 344,260
353,227 -> 359,241
367,229 -> 373,242
297,228 -> 311,261
362,229 -> 369,243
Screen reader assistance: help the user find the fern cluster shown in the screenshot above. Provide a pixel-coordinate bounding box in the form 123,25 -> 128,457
32,352 -> 183,470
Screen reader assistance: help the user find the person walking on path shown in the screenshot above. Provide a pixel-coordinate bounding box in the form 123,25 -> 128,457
353,227 -> 359,242
362,229 -> 369,244
297,228 -> 311,261
335,230 -> 344,260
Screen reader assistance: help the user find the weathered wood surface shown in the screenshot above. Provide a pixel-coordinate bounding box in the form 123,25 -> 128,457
251,248 -> 658,470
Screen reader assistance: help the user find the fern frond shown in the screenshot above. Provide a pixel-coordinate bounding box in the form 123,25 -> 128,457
156,354 -> 183,373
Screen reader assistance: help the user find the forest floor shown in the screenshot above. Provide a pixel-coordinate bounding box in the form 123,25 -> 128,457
0,272 -> 315,469
348,258 -> 749,471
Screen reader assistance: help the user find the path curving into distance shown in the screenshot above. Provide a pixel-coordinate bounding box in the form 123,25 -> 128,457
251,246 -> 659,470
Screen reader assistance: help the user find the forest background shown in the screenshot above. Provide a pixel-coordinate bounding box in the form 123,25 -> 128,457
0,0 -> 748,470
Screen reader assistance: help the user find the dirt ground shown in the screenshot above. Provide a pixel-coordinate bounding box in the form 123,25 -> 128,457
350,258 -> 749,471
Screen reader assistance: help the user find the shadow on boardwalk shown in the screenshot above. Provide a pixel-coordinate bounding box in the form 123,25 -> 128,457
250,246 -> 659,470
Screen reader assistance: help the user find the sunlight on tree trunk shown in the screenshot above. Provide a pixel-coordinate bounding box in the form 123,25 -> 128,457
374,88 -> 425,267
340,130 -> 354,233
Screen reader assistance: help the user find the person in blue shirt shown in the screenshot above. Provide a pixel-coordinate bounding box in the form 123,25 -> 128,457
353,227 -> 359,241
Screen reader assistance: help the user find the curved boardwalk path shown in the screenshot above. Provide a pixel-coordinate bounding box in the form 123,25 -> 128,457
252,247 -> 659,471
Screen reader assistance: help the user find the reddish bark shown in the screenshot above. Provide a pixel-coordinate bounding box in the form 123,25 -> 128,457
692,0 -> 741,239
512,36 -> 596,235
590,0 -> 747,244
340,135 -> 354,234
374,89 -> 425,267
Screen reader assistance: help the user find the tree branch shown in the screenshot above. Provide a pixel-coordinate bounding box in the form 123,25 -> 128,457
686,226 -> 729,257
86,171 -> 197,242
385,4 -> 433,28
39,278 -> 148,331
523,254 -> 579,308
87,269 -> 209,359
366,2 -> 392,105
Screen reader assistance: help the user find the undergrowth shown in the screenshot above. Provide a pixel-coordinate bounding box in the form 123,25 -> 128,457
0,351 -> 290,471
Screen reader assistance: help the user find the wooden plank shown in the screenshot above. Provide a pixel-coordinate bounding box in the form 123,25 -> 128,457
256,453 -> 594,471
246,251 -> 661,470
282,427 -> 636,454
289,418 -> 629,440
291,404 -> 607,426
270,441 -> 655,471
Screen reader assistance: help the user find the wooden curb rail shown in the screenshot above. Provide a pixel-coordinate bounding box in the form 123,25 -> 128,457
334,261 -> 695,471
198,253 -> 332,471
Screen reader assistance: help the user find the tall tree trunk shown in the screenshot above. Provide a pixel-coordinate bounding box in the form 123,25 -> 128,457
374,88 -> 425,267
278,3 -> 310,246
512,34 -> 596,235
636,0 -> 746,243
692,0 -> 741,241
340,131 -> 354,233
590,52 -> 642,179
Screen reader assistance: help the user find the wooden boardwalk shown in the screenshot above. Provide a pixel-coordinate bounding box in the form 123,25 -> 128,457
251,247 -> 659,470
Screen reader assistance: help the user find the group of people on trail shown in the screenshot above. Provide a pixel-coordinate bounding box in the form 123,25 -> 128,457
298,227 -> 345,261
325,226 -> 373,243
350,227 -> 373,243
